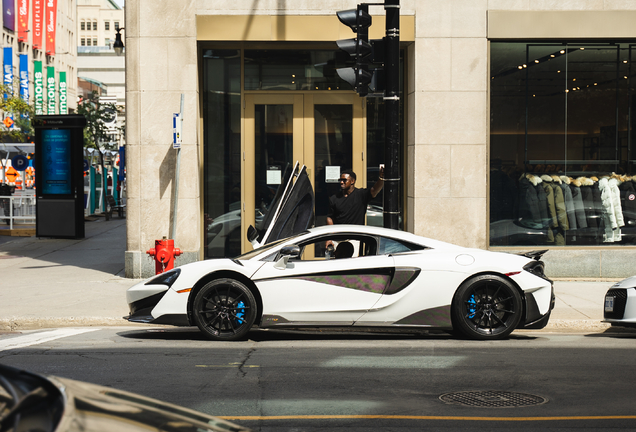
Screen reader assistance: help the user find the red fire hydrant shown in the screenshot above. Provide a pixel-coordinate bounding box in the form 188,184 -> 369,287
147,237 -> 182,274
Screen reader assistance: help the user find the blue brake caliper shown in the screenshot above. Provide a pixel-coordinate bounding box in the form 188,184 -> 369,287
467,295 -> 477,319
236,301 -> 245,324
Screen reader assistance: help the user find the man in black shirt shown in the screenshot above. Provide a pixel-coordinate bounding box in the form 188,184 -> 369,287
326,168 -> 384,226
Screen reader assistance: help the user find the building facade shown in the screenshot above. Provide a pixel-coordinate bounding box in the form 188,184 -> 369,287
2,0 -> 78,118
125,1 -> 636,279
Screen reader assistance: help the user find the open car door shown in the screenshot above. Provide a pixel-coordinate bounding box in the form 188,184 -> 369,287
248,163 -> 315,248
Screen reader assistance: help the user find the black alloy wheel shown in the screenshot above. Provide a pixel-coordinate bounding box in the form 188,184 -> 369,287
452,274 -> 523,340
193,278 -> 257,341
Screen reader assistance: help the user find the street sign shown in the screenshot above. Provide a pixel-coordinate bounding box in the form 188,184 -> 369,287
83,159 -> 89,171
172,113 -> 182,149
11,155 -> 29,171
3,117 -> 14,128
5,166 -> 18,182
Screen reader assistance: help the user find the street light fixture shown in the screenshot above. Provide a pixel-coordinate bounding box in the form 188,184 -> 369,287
113,28 -> 125,56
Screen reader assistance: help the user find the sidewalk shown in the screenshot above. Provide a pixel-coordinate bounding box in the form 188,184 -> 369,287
0,218 -> 619,332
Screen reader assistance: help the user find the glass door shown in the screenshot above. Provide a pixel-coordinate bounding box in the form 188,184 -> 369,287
244,93 -> 364,253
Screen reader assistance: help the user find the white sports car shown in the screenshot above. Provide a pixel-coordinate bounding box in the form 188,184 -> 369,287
125,164 -> 554,340
603,277 -> 636,328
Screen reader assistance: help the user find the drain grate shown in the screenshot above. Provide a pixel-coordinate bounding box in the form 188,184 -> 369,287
440,391 -> 547,408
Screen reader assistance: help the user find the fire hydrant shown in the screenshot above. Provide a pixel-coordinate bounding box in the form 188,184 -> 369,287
147,237 -> 182,274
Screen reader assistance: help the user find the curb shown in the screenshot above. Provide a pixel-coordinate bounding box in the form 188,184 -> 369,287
0,317 -> 621,333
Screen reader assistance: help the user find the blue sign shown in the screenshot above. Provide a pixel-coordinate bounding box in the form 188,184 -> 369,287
83,159 -> 89,171
12,154 -> 28,171
3,47 -> 12,98
118,146 -> 125,181
19,54 -> 28,101
41,129 -> 72,195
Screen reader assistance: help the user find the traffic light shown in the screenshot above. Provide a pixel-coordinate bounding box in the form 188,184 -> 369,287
336,4 -> 374,96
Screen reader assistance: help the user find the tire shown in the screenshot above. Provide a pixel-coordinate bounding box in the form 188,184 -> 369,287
452,274 -> 523,340
193,278 -> 257,341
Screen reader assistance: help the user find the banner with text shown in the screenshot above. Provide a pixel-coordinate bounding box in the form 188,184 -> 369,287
3,0 -> 15,32
33,0 -> 43,50
46,0 -> 57,55
17,0 -> 29,42
47,66 -> 55,114
19,54 -> 28,101
34,61 -> 43,114
4,47 -> 13,99
59,71 -> 67,114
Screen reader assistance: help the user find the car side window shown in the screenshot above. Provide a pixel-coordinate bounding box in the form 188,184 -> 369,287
378,237 -> 424,254
296,236 -> 378,261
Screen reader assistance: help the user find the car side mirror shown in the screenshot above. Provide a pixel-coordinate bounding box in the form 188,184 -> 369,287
274,245 -> 300,270
280,245 -> 300,258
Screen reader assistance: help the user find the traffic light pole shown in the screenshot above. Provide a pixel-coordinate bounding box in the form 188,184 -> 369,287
383,0 -> 400,230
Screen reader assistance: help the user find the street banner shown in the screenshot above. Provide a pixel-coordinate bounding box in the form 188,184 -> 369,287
59,71 -> 67,114
46,0 -> 57,55
19,54 -> 28,101
47,66 -> 55,114
17,0 -> 29,42
3,0 -> 15,31
33,0 -> 43,50
34,61 -> 44,114
4,47 -> 13,99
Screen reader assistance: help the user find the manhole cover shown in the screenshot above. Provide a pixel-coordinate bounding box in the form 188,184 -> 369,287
440,391 -> 548,408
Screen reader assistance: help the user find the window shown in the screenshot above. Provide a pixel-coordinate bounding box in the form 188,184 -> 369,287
80,38 -> 85,46
93,38 -> 98,46
489,42 -> 636,247
92,21 -> 97,31
377,237 -> 423,255
105,21 -> 110,31
114,21 -> 120,30
86,38 -> 91,46
80,21 -> 85,31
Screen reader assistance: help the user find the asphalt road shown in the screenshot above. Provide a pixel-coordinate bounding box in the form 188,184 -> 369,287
1,326 -> 636,431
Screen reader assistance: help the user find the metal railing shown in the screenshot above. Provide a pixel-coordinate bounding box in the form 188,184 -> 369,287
0,193 -> 36,229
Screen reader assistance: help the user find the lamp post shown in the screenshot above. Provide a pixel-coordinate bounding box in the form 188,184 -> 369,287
113,28 -> 125,56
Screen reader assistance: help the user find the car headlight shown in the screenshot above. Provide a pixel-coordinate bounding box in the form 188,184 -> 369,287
144,268 -> 181,288
523,260 -> 552,283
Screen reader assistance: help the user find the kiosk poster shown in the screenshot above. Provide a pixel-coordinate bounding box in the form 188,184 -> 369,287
42,129 -> 71,195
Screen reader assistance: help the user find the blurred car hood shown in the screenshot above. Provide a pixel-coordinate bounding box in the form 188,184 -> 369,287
0,363 -> 251,432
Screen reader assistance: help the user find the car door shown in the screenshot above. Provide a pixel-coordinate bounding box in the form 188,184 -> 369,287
252,253 -> 395,326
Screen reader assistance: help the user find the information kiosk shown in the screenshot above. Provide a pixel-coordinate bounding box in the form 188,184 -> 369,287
34,115 -> 87,238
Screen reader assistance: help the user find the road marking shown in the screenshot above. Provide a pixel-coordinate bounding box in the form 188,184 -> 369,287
321,356 -> 464,369
219,414 -> 636,421
196,364 -> 260,368
0,328 -> 100,351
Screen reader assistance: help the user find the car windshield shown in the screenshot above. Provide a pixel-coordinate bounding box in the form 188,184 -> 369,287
235,231 -> 308,260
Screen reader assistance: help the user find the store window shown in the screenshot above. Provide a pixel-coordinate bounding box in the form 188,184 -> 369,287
490,42 -> 636,246
245,49 -> 351,91
202,49 -> 242,259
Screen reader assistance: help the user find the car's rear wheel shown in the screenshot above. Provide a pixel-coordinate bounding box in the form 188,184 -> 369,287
452,274 -> 522,340
193,278 -> 256,341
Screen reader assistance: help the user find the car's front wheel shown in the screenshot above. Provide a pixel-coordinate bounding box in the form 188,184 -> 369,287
193,278 -> 256,341
452,274 -> 522,340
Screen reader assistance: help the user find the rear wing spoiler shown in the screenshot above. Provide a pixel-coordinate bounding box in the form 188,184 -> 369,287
516,250 -> 548,260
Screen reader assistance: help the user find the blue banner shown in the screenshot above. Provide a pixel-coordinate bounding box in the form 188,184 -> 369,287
3,47 -> 12,98
19,54 -> 28,101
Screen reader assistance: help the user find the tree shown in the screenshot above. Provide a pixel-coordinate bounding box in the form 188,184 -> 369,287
0,83 -> 35,143
76,91 -> 119,151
